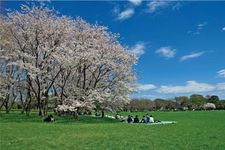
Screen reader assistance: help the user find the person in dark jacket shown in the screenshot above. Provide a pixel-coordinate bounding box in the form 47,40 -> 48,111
44,115 -> 54,122
127,115 -> 133,123
133,115 -> 139,123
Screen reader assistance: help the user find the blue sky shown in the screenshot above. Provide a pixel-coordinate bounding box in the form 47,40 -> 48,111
2,1 -> 225,99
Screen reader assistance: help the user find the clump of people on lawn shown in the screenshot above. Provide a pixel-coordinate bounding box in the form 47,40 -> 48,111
115,113 -> 160,124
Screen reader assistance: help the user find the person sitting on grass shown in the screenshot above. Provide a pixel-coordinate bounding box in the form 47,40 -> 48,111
127,115 -> 133,123
95,112 -> 101,117
133,115 -> 139,123
149,115 -> 154,123
120,116 -> 126,122
115,113 -> 120,120
141,115 -> 147,123
146,114 -> 150,123
44,114 -> 54,122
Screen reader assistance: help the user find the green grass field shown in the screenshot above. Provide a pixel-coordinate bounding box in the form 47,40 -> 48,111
0,111 -> 225,150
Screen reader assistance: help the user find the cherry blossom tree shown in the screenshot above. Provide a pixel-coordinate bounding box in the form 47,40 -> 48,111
56,18 -> 136,117
1,4 -> 76,115
0,63 -> 20,113
0,3 -> 136,117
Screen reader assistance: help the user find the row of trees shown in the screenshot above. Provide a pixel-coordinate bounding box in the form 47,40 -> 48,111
0,3 -> 136,116
126,94 -> 225,111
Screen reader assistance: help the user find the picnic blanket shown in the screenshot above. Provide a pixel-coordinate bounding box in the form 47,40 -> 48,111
145,121 -> 176,125
104,115 -> 177,125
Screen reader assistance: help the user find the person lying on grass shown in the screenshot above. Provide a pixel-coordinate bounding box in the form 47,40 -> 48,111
43,115 -> 54,122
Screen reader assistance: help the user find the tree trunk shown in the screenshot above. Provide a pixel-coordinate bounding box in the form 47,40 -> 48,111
0,99 -> 6,111
74,111 -> 79,120
25,88 -> 32,116
5,102 -> 9,113
25,103 -> 31,116
101,110 -> 104,118
38,99 -> 43,116
5,94 -> 9,113
6,109 -> 9,114
37,96 -> 43,116
75,107 -> 80,119
38,108 -> 42,116
21,109 -> 25,114
26,111 -> 30,116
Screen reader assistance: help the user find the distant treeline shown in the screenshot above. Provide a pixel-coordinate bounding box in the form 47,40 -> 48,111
125,94 -> 225,111
1,94 -> 225,114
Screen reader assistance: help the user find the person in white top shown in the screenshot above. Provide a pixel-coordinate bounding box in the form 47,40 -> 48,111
149,115 -> 154,123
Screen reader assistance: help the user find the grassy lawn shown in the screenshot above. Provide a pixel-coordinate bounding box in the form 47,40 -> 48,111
0,111 -> 225,150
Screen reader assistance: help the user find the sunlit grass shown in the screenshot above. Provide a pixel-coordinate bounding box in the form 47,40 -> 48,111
0,111 -> 225,150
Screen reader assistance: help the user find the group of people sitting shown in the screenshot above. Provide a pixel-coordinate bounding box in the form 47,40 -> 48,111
43,113 -> 157,124
127,114 -> 156,123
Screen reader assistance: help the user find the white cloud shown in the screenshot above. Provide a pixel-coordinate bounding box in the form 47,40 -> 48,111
222,27 -> 225,31
130,43 -> 145,57
180,51 -> 205,61
172,2 -> 182,10
129,0 -> 142,6
135,83 -> 157,91
217,69 -> 225,78
139,94 -> 159,99
147,0 -> 170,13
156,81 -> 225,94
188,22 -> 207,35
115,1 -> 181,20
217,83 -> 225,90
155,46 -> 176,58
117,8 -> 134,20
197,22 -> 207,30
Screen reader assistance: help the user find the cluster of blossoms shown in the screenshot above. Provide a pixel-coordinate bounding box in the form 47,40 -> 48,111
204,103 -> 216,110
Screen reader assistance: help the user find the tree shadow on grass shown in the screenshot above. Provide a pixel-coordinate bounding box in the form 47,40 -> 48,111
0,111 -> 120,124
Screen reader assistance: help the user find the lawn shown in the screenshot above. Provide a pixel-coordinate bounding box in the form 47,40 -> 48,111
0,111 -> 225,150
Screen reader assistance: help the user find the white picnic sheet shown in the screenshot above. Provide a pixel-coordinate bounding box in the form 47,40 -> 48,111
145,121 -> 177,125
104,115 -> 177,125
